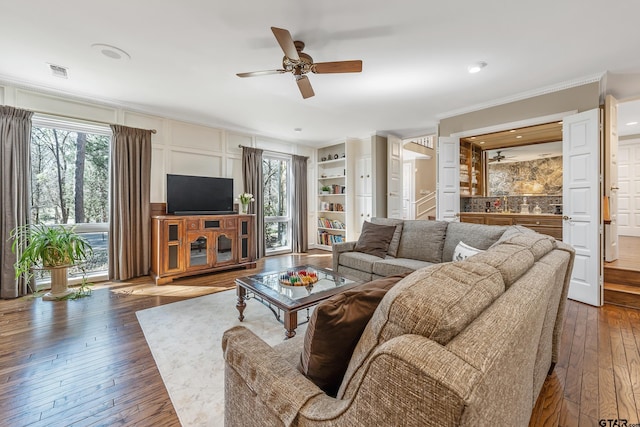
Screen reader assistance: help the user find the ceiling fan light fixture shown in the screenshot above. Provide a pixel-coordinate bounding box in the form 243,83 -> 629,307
467,61 -> 487,74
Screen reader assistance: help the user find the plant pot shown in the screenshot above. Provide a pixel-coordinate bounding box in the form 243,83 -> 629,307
43,265 -> 75,301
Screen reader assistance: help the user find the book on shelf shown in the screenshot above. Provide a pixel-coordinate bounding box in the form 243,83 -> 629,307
317,230 -> 344,246
317,217 -> 345,229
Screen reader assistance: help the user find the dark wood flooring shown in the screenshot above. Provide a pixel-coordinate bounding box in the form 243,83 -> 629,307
1,249 -> 639,426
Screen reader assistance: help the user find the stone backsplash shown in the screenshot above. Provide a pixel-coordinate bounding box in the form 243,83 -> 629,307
462,195 -> 563,214
488,156 -> 562,196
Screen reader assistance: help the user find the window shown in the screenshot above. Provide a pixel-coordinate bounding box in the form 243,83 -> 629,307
263,154 -> 292,253
30,115 -> 111,284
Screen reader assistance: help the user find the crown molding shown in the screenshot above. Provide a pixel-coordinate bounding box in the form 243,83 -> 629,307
436,72 -> 605,121
0,75 -> 308,145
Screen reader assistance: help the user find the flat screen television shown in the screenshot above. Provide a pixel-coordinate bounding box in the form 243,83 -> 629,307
166,174 -> 235,215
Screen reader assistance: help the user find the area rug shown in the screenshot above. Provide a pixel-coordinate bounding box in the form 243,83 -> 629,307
136,289 -> 309,426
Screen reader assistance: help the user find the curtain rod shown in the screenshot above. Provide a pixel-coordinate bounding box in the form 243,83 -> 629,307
238,144 -> 308,159
31,110 -> 156,133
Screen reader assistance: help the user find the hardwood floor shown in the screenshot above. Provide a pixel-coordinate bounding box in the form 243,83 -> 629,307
1,249 -> 639,426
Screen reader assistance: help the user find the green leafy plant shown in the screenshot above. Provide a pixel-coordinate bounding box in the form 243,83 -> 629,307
11,224 -> 93,294
321,185 -> 331,192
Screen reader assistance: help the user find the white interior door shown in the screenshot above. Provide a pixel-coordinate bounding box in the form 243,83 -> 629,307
402,161 -> 413,219
437,136 -> 460,221
387,134 -> 403,218
563,109 -> 602,307
617,140 -> 640,236
604,94 -> 619,261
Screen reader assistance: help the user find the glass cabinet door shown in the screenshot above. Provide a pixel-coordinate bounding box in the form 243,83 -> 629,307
188,234 -> 209,267
164,221 -> 184,273
216,233 -> 235,264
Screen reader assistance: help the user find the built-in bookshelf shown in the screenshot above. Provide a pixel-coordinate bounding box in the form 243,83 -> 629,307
317,143 -> 347,250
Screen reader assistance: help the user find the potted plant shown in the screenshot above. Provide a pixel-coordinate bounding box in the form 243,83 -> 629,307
237,192 -> 255,214
11,224 -> 93,300
321,185 -> 332,195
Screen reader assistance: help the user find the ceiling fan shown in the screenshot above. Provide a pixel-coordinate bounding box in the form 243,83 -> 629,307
236,27 -> 363,99
488,151 -> 515,163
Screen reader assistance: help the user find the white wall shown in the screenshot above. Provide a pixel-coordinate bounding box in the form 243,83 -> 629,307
0,83 -> 316,243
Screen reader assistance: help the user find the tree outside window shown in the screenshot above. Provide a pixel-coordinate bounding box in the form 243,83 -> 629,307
30,123 -> 110,281
263,156 -> 291,252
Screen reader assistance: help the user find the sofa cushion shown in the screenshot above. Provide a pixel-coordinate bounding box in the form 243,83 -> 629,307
453,241 -> 484,261
371,217 -> 404,257
354,221 -> 397,258
489,224 -> 535,248
338,260 -> 505,399
372,258 -> 434,277
443,222 -> 508,262
468,233 -> 556,288
298,274 -> 409,396
396,220 -> 449,263
339,251 -> 380,274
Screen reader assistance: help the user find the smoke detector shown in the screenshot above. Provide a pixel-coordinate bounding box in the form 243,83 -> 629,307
48,64 -> 68,79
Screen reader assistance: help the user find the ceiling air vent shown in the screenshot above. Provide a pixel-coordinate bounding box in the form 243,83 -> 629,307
49,64 -> 68,79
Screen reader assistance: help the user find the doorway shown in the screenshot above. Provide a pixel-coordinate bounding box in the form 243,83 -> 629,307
402,136 -> 437,220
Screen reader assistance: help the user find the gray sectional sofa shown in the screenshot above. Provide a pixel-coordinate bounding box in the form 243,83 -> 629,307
332,218 -> 515,281
223,226 -> 575,426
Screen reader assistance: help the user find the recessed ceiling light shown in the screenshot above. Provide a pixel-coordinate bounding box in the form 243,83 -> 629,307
509,130 -> 516,133
479,141 -> 485,145
626,121 -> 638,126
294,128 -> 302,132
467,61 -> 487,74
516,135 -> 523,139
91,43 -> 131,60
469,136 -> 476,140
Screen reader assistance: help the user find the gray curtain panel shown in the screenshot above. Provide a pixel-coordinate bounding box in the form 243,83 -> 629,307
242,146 -> 264,259
0,106 -> 34,299
109,125 -> 152,281
292,155 -> 308,253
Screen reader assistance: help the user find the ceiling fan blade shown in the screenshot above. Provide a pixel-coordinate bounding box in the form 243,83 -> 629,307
313,60 -> 363,74
271,27 -> 300,61
236,69 -> 286,78
296,75 -> 315,99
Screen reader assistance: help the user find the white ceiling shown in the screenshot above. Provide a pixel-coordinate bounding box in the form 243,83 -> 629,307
2,1 -> 640,146
487,141 -> 562,163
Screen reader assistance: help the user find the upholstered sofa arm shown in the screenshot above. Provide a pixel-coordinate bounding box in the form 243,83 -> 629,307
331,241 -> 357,271
296,334 -> 479,426
223,328 -> 482,426
222,326 -> 325,427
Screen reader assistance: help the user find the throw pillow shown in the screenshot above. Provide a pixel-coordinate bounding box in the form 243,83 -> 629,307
298,273 -> 409,396
453,241 -> 483,261
371,217 -> 404,257
353,221 -> 397,259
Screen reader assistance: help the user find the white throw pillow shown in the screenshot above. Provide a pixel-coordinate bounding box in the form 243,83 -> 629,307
453,241 -> 483,262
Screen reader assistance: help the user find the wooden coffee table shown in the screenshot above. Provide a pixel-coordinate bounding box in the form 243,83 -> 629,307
235,265 -> 362,339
